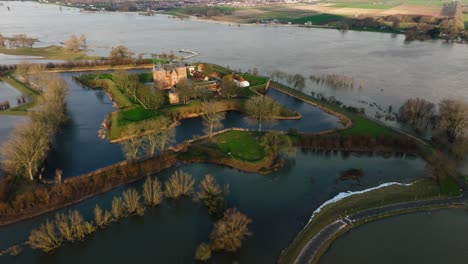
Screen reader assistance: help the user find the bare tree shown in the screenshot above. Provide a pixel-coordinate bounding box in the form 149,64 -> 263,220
121,136 -> 144,161
28,220 -> 62,253
64,34 -> 82,53
195,174 -> 228,217
142,176 -> 163,207
398,98 -> 436,134
292,74 -> 305,91
140,117 -> 176,156
209,208 -> 252,252
165,170 -> 195,199
245,95 -> 280,131
109,45 -> 133,60
122,189 -> 144,216
201,101 -> 225,139
439,99 -> 468,143
1,123 -> 49,180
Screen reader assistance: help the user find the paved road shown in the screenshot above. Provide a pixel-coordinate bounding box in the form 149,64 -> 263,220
294,195 -> 468,264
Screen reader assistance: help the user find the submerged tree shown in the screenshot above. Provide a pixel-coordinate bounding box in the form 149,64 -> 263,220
209,208 -> 252,252
142,176 -> 163,207
165,170 -> 195,199
398,98 -> 436,134
122,189 -> 144,216
109,45 -> 133,60
28,221 -> 62,253
438,99 -> 468,143
201,101 -> 225,139
94,205 -> 112,228
245,95 -> 280,131
195,174 -> 228,217
111,196 -> 126,221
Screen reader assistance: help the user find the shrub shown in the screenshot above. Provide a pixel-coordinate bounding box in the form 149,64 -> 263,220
194,242 -> 212,262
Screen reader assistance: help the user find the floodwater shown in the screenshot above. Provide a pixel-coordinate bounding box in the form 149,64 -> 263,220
0,150 -> 427,263
320,208 -> 468,264
0,1 -> 467,113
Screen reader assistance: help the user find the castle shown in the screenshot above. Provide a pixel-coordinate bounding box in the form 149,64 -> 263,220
152,63 -> 187,89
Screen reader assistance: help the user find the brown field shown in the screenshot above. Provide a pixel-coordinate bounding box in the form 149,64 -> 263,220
382,5 -> 450,17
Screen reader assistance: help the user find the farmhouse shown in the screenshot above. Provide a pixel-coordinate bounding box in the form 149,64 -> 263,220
233,75 -> 250,88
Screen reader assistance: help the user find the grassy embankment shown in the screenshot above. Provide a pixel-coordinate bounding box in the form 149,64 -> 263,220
277,178 -> 446,264
0,76 -> 41,116
0,45 -> 95,61
269,81 -> 393,137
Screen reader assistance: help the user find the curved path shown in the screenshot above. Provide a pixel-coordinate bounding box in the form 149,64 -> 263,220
294,194 -> 468,264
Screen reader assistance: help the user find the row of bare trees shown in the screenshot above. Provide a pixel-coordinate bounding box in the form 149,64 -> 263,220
398,98 -> 468,144
0,33 -> 36,48
28,171 -> 250,259
1,75 -> 69,181
120,117 -> 176,161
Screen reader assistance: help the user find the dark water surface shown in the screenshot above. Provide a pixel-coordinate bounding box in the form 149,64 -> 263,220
0,150 -> 426,263
320,208 -> 468,264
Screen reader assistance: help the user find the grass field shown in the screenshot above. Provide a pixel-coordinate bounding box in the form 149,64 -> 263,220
278,178 -> 442,264
214,130 -> 265,161
0,76 -> 41,116
464,13 -> 468,28
179,130 -> 268,164
0,45 -> 95,61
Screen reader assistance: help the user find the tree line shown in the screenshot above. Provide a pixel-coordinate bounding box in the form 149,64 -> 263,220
0,33 -> 36,48
1,74 -> 69,181
398,98 -> 468,148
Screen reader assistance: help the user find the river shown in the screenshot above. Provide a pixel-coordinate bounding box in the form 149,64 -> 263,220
0,1 -> 467,114
320,208 -> 468,264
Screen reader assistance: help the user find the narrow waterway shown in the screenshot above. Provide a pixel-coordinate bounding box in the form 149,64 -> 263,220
320,208 -> 468,264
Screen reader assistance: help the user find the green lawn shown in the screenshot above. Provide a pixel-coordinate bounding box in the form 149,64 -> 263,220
278,178 -> 442,264
0,76 -> 41,116
464,13 -> 468,28
0,45 -> 95,61
137,72 -> 154,83
117,106 -> 161,126
214,130 -> 265,162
